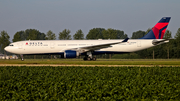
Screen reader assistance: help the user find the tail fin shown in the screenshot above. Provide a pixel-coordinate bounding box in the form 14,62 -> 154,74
141,17 -> 171,39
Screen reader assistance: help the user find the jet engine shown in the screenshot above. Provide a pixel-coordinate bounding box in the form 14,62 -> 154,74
64,50 -> 80,58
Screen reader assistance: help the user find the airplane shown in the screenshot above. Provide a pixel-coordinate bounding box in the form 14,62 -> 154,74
5,17 -> 171,61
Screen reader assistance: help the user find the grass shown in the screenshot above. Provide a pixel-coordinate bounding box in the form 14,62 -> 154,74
0,59 -> 180,66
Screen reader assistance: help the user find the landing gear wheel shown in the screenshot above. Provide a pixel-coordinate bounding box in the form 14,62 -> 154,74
83,57 -> 87,61
87,57 -> 91,61
93,57 -> 96,61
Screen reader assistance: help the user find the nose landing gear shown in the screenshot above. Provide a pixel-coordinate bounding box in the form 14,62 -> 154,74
20,54 -> 24,61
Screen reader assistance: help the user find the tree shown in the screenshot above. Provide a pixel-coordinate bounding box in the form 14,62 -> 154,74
164,30 -> 172,39
12,31 -> 25,42
46,30 -> 56,40
102,28 -> 117,39
116,30 -> 128,39
73,29 -> 84,40
131,30 -> 145,39
26,29 -> 37,40
59,29 -> 72,40
13,29 -> 46,42
13,32 -> 21,42
174,28 -> 180,39
163,30 -> 172,59
25,29 -> 46,40
0,31 -> 10,53
86,28 -> 105,39
102,29 -> 128,39
174,28 -> 180,58
37,32 -> 46,40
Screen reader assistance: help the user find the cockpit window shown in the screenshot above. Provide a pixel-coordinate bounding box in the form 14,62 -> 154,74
9,44 -> 14,46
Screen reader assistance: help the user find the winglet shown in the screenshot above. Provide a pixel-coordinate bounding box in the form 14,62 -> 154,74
122,38 -> 129,42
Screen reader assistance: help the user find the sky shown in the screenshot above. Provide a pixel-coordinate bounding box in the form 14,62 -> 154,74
0,0 -> 180,41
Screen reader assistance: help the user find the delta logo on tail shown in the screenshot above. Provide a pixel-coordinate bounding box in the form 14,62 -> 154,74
141,17 -> 171,39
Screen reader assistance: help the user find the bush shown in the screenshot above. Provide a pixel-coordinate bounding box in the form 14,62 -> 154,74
0,66 -> 180,100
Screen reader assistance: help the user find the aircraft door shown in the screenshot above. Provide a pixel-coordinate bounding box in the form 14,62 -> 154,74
50,43 -> 55,49
137,41 -> 141,47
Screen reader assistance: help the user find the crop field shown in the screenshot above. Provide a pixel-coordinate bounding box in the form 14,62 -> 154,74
0,66 -> 180,100
0,59 -> 180,66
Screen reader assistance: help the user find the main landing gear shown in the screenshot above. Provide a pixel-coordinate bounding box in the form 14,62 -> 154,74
83,51 -> 96,61
83,56 -> 96,61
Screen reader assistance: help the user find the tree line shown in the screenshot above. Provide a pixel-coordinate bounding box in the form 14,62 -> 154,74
0,28 -> 180,59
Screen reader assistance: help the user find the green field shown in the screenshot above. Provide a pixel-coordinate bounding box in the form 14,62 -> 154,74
1,59 -> 180,66
0,66 -> 180,100
1,59 -> 180,100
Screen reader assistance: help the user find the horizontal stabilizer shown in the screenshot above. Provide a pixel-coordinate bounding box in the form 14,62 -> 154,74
152,39 -> 169,45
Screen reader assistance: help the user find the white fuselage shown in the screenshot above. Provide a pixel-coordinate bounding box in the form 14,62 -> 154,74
4,39 -> 166,55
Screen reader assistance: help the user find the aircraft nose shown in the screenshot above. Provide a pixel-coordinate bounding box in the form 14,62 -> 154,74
4,46 -> 9,52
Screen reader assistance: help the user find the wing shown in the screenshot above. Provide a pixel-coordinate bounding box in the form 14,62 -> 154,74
71,38 -> 129,53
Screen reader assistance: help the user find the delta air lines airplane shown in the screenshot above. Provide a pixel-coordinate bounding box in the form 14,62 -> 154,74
5,17 -> 171,61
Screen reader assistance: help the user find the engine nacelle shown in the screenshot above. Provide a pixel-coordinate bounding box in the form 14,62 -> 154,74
64,50 -> 80,58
